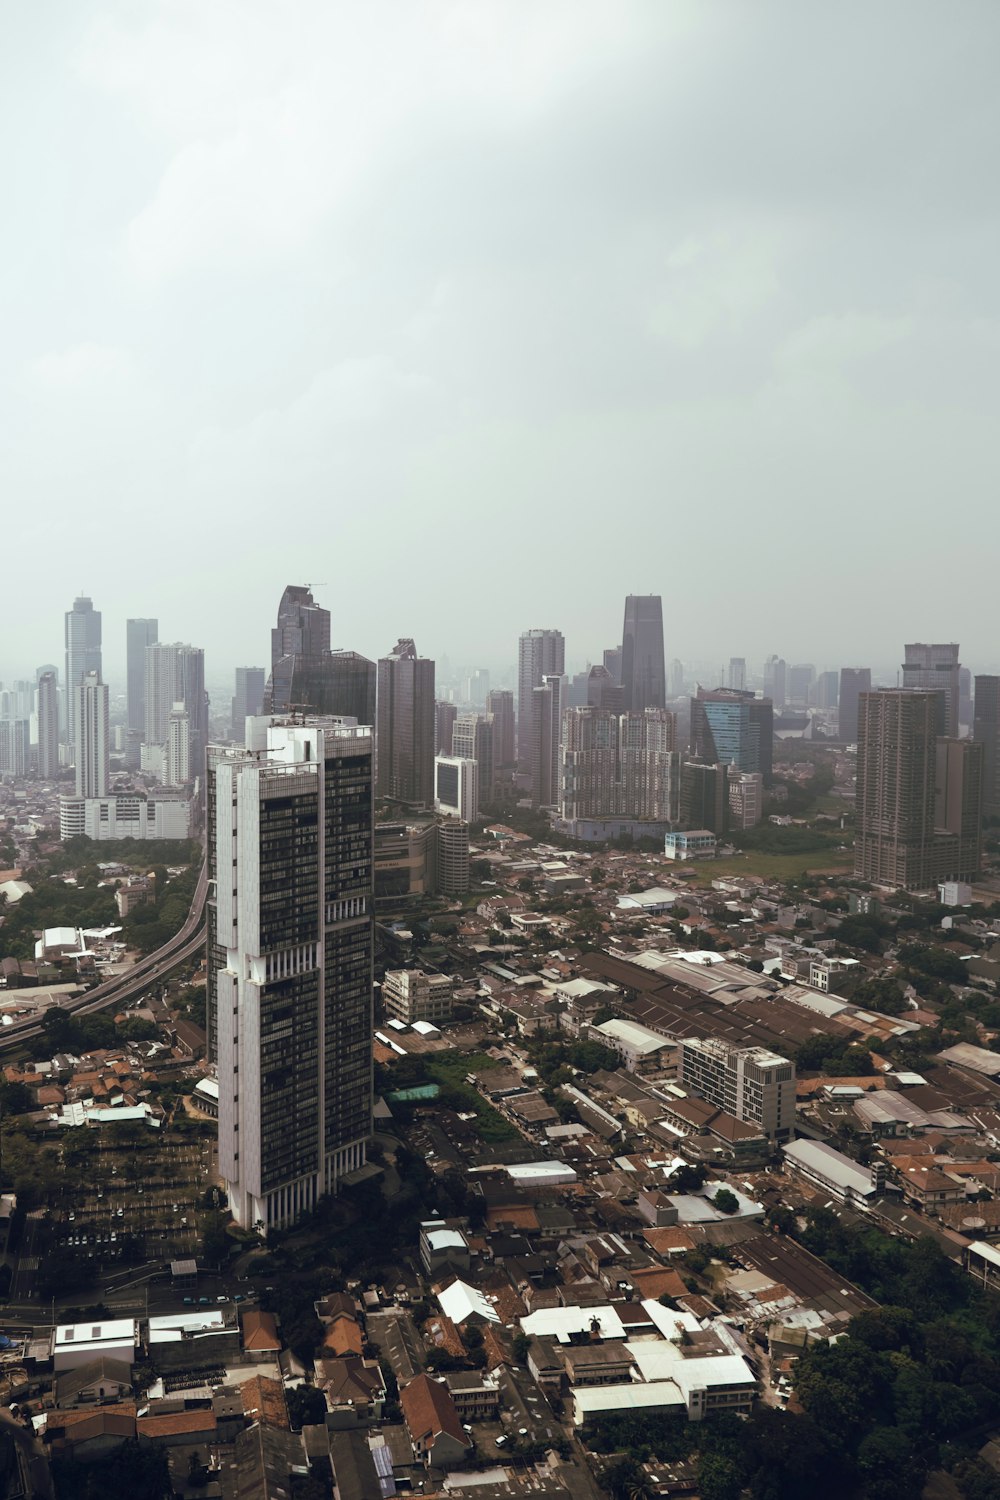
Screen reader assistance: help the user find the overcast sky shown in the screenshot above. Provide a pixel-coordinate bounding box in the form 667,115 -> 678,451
3,1 -> 999,687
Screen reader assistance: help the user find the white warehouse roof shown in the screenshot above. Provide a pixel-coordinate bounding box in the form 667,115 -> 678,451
438,1279 -> 500,1326
595,1019 -> 672,1056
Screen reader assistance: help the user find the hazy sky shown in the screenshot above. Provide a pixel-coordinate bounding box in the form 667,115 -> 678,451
3,1 -> 999,686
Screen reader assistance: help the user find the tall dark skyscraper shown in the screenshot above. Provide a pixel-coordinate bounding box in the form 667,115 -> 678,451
231,667 -> 266,739
265,585 -> 375,725
621,595 -> 665,713
838,667 -> 871,743
487,689 -> 515,768
64,596 -> 102,745
376,639 -> 435,805
207,716 -> 374,1232
974,675 -> 1000,819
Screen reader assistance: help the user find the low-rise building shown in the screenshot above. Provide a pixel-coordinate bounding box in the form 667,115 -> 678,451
400,1374 -> 471,1468
664,830 -> 716,861
382,969 -> 454,1026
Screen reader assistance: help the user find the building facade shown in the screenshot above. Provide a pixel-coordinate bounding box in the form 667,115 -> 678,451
452,713 -> 494,804
560,707 -> 678,828
678,1036 -> 795,1143
517,630 -> 565,769
435,756 -> 480,823
621,596 -> 666,714
231,668 -> 266,740
74,672 -> 109,800
691,689 -> 773,782
207,717 -> 374,1233
529,674 -> 563,809
902,643 -> 961,738
37,670 -> 59,778
486,690 -> 515,768
974,675 -> 1000,819
65,596 -> 102,746
126,618 -> 158,745
838,667 -> 871,743
377,640 -> 435,805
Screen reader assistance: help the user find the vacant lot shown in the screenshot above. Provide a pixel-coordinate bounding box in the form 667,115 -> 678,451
685,845 -> 855,885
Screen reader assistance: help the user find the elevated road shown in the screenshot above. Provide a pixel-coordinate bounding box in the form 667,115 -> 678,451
0,861 -> 209,1052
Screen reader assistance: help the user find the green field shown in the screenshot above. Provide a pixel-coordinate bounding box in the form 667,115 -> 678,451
685,845 -> 855,885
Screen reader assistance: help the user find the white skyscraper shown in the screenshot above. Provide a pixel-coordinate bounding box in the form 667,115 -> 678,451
74,672 -> 109,799
434,755 -> 480,823
37,671 -> 60,779
165,703 -> 191,788
207,717 -> 374,1233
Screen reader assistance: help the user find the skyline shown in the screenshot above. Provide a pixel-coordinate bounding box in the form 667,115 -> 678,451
3,2 -> 999,677
5,581 -> 1000,691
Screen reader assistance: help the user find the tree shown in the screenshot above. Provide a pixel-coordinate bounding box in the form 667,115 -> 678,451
287,1385 -> 328,1430
713,1188 -> 739,1216
697,1454 -> 741,1500
512,1332 -> 531,1364
856,1425 -> 926,1500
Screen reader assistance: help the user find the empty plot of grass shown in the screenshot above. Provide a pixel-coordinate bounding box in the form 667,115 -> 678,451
686,846 -> 855,885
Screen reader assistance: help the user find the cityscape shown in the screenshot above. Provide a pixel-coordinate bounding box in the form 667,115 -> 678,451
1,586 -> 1000,1500
4,5 -> 1000,1500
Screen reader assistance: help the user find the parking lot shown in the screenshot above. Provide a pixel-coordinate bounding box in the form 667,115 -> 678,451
25,1127 -> 221,1290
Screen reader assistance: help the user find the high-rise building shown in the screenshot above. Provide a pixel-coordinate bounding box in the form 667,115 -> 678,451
165,704 -> 191,788
530,674 -> 563,809
728,658 -> 746,692
145,644 -> 208,780
465,669 -> 490,707
786,664 -> 815,706
0,719 -> 30,778
452,713 -> 494,804
435,756 -> 480,823
560,707 -> 678,829
265,585 -> 375,726
816,671 -> 839,710
517,630 -> 565,768
65,596 -> 102,745
959,667 -> 973,733
487,690 -> 515,768
974,676 -> 1000,818
376,639 -> 435,805
37,671 -> 59,779
587,665 -> 624,714
207,716 -> 374,1233
668,658 -> 685,699
691,688 -> 773,782
728,769 -> 764,830
74,672 -> 109,799
678,1036 -> 795,1143
935,738 -> 983,881
435,816 -> 471,895
567,669 -> 591,709
679,760 -> 728,835
603,646 -> 623,684
621,596 -> 666,714
763,655 -> 786,710
126,619 -> 158,736
435,701 -> 458,758
838,668 -> 871,743
231,668 -> 266,740
855,688 -> 981,890
902,643 -> 961,738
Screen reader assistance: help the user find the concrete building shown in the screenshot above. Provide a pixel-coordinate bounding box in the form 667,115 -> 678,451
400,1374 -> 470,1469
561,707 -> 678,830
974,675 -> 1000,819
838,667 -> 871,743
763,655 -> 786,709
377,639 -> 435,806
165,703 -> 191,788
529,674 -> 563,809
664,830 -> 716,861
621,596 -> 666,713
452,713 -> 494,803
691,688 -> 773,782
65,595 -> 102,746
435,701 -> 457,757
231,667 -> 266,740
517,629 -> 565,769
679,761 -> 728,835
782,1139 -> 876,1206
207,717 -> 373,1232
37,669 -> 59,778
434,755 -> 479,823
145,642 -> 207,780
435,816 -> 470,895
74,672 -> 109,799
487,689 -> 515,768
856,689 -> 982,889
0,718 -> 30,778
383,969 -> 454,1025
902,642 -> 961,737
728,658 -> 746,692
727,769 -> 763,830
126,618 -> 158,756
678,1036 -> 795,1143
59,792 -> 191,842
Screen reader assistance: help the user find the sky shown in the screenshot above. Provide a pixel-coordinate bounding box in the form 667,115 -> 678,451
2,1 -> 999,687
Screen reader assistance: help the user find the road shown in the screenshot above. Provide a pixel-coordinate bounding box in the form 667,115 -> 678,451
0,860 -> 208,1053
